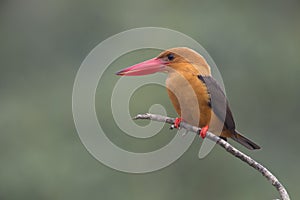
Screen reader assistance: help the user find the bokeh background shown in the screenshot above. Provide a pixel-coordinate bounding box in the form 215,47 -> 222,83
1,0 -> 299,199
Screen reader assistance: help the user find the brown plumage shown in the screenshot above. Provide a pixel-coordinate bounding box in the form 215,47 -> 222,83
116,47 -> 260,150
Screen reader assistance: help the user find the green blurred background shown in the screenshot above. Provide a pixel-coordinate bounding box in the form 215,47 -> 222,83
1,0 -> 300,199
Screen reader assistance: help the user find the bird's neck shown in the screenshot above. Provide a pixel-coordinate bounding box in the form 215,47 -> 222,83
166,69 -> 197,89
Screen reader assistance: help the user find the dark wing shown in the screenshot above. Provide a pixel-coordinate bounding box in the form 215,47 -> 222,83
198,75 -> 236,131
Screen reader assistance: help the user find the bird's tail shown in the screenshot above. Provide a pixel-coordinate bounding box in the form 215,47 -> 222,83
231,131 -> 261,150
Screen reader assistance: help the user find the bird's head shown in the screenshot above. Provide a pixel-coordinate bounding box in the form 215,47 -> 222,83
116,47 -> 211,76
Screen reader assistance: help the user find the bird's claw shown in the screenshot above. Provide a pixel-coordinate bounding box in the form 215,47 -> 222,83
170,117 -> 182,129
173,117 -> 182,129
200,125 -> 209,139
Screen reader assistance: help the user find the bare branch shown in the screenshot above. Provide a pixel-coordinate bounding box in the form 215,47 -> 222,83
133,113 -> 290,200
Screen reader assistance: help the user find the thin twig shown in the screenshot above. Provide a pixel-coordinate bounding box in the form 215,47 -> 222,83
133,113 -> 290,200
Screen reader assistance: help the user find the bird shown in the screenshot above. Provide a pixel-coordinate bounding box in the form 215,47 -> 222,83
116,47 -> 260,150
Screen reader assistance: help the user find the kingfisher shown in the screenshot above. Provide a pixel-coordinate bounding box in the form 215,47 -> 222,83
116,47 -> 260,150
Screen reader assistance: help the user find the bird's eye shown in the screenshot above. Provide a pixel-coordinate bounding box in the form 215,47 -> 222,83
167,53 -> 175,61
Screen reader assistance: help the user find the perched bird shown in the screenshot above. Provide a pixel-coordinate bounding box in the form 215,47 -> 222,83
116,47 -> 260,150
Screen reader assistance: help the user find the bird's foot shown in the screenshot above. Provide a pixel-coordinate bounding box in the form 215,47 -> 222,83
170,117 -> 182,129
174,117 -> 182,128
200,125 -> 209,139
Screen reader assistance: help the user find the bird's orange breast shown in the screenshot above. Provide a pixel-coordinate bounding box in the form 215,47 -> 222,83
166,70 -> 212,128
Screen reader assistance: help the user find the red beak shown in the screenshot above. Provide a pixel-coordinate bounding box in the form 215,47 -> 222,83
115,58 -> 167,76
